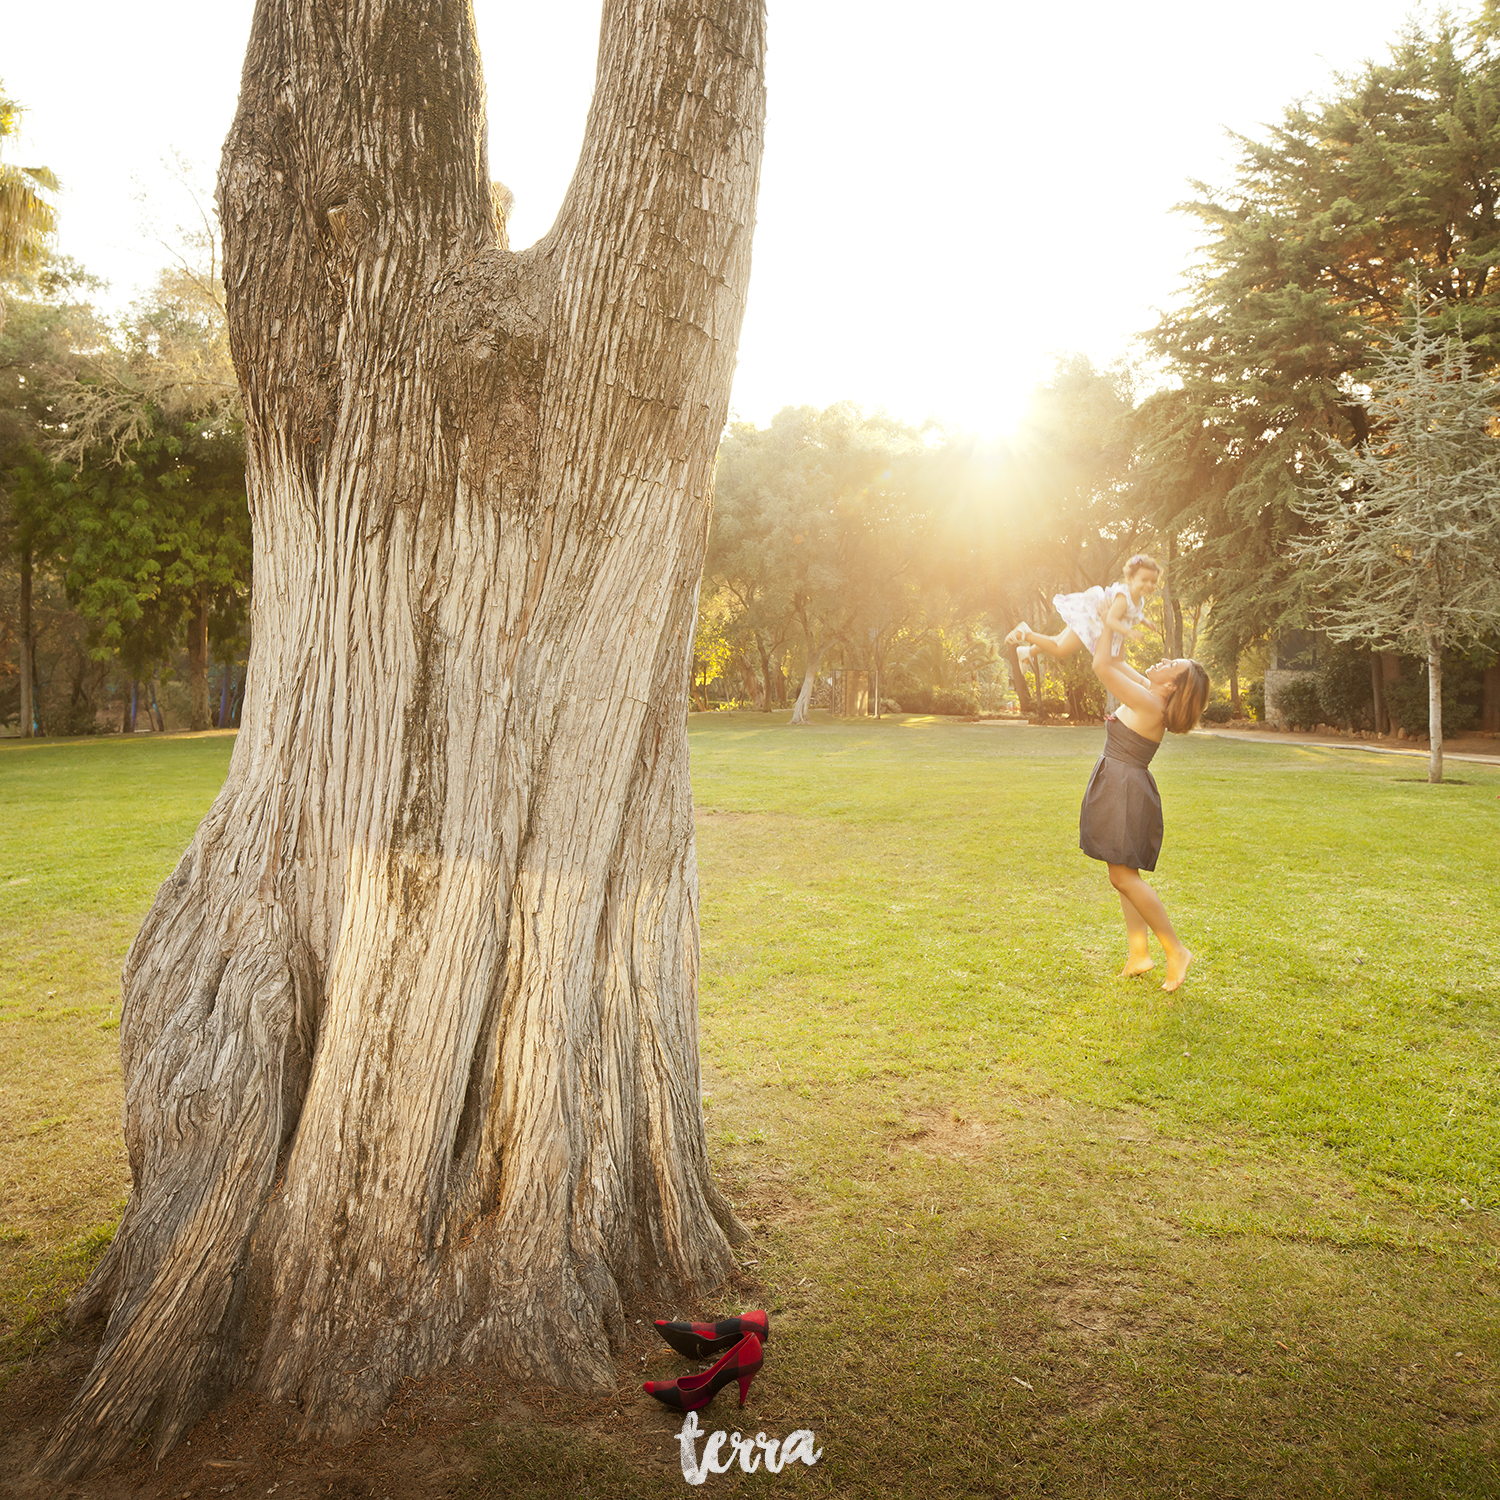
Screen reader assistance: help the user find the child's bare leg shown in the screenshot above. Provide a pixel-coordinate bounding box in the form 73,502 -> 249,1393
1107,864 -> 1192,991
1022,626 -> 1082,660
1117,892 -> 1153,977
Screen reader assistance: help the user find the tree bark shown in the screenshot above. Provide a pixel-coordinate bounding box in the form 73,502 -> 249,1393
1161,534 -> 1184,658
1483,662 -> 1499,734
1002,641 -> 1032,713
790,643 -> 826,724
44,0 -> 765,1479
1229,663 -> 1240,719
753,631 -> 774,712
1428,633 -> 1444,783
19,543 -> 34,738
187,593 -> 212,731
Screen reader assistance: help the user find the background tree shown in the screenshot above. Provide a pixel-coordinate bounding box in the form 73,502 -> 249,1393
707,416 -> 801,709
1139,8 -> 1500,668
0,259 -> 106,735
44,0 -> 767,1479
53,233 -> 247,728
710,405 -> 932,724
927,357 -> 1150,717
0,84 -> 59,339
1294,305 -> 1500,782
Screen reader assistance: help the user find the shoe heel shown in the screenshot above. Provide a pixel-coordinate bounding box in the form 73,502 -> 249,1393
736,1372 -> 756,1407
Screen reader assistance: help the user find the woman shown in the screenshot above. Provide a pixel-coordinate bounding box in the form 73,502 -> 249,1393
1080,625 -> 1209,992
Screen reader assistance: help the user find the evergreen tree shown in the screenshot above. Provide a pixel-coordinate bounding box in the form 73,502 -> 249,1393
1293,303 -> 1500,782
1139,8 -> 1500,662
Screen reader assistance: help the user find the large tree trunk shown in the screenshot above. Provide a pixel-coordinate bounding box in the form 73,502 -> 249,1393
1483,661 -> 1499,734
18,543 -> 34,738
187,593 -> 212,731
1427,633 -> 1444,784
44,0 -> 765,1479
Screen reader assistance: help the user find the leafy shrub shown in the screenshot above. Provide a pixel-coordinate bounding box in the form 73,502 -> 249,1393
894,685 -> 934,713
1200,698 -> 1233,724
1057,649 -> 1106,720
1315,642 -> 1374,728
1385,661 -> 1480,735
1245,679 -> 1265,721
1276,674 -> 1323,729
57,701 -> 106,736
932,687 -> 979,716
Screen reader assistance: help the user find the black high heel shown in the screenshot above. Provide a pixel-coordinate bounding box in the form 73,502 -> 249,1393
643,1332 -> 763,1412
653,1308 -> 770,1361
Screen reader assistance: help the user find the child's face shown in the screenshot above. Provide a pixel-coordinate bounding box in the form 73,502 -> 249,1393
1128,570 -> 1160,606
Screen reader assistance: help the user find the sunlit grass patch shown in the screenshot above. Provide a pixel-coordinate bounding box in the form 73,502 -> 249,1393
0,733 -> 235,1382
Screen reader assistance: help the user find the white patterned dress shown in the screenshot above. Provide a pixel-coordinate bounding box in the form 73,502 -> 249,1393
1053,581 -> 1141,657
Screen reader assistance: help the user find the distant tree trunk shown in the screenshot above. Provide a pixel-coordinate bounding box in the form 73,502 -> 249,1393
1427,633 -> 1443,783
1483,662 -> 1499,733
791,642 -> 826,724
186,594 -> 211,731
44,0 -> 766,1480
217,658 -> 232,728
1371,653 -> 1387,734
148,675 -> 166,733
1380,652 -> 1401,733
1161,534 -> 1184,657
754,632 -> 774,712
18,544 -> 34,738
1229,663 -> 1241,718
1002,641 -> 1032,712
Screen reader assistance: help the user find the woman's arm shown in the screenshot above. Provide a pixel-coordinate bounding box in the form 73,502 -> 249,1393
1091,620 -> 1160,711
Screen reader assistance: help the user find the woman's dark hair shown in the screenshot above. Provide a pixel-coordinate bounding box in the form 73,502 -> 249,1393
1164,660 -> 1211,734
1125,553 -> 1161,579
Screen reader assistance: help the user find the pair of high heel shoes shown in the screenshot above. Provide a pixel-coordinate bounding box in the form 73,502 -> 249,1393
642,1309 -> 769,1413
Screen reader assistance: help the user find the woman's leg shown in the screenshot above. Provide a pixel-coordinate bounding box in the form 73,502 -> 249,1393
1107,864 -> 1193,991
1022,626 -> 1081,660
1117,890 -> 1153,977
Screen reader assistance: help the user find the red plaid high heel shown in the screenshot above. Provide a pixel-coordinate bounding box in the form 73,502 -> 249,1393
653,1308 -> 769,1361
642,1332 -> 763,1413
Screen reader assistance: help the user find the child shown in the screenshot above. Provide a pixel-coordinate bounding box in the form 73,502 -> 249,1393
1006,554 -> 1160,663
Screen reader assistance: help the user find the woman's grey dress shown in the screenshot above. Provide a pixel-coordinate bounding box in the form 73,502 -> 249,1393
1078,716 -> 1163,871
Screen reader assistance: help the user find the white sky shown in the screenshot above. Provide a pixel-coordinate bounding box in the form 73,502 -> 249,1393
3,0 -> 1444,434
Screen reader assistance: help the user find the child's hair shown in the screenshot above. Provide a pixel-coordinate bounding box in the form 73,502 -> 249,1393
1164,660 -> 1211,734
1124,553 -> 1161,579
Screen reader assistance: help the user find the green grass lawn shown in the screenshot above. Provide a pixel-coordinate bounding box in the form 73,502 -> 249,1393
3,717 -> 1498,1497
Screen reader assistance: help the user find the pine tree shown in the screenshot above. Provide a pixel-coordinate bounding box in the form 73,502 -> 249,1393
1138,8 -> 1500,663
1293,303 -> 1500,782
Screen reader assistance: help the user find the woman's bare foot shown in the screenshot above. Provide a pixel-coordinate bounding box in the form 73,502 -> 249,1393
1161,947 -> 1193,992
1119,955 -> 1154,978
